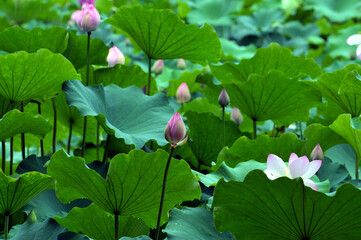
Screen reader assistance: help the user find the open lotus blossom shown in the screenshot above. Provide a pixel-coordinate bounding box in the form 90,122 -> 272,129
346,34 -> 361,60
264,153 -> 322,190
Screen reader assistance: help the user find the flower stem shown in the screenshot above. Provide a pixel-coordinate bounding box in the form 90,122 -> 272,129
82,32 -> 91,157
67,120 -> 73,154
147,56 -> 151,96
52,98 -> 57,154
1,140 -> 5,173
222,106 -> 225,147
356,154 -> 359,180
102,134 -> 111,164
299,121 -> 303,140
37,102 -> 44,157
10,137 -> 13,175
114,212 -> 119,240
20,102 -> 25,160
4,214 -> 9,240
253,119 -> 257,139
155,147 -> 175,240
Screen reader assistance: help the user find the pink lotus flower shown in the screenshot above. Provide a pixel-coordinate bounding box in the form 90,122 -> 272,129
176,83 -> 191,103
177,59 -> 186,69
70,10 -> 82,25
310,143 -> 323,161
153,60 -> 164,75
76,3 -> 101,32
107,46 -> 125,67
164,113 -> 188,147
346,34 -> 361,60
264,153 -> 322,190
218,88 -> 230,107
79,0 -> 95,6
230,107 -> 243,125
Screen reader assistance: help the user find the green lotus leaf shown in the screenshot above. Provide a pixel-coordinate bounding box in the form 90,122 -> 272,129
0,49 -> 78,102
0,109 -> 51,141
47,149 -> 201,227
0,170 -> 53,215
223,70 -> 321,124
63,31 -> 109,70
104,6 -> 221,65
210,43 -> 322,84
216,133 -> 306,169
54,204 -> 149,240
63,80 -> 174,148
0,26 -> 68,53
325,144 -> 357,180
327,24 -> 361,59
212,170 -> 361,240
164,205 -> 235,240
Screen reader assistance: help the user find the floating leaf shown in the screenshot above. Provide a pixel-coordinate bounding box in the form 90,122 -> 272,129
0,26 -> 68,53
47,149 -> 201,227
213,170 -> 361,240
210,43 -> 322,84
105,6 -> 221,65
0,49 -> 78,102
63,80 -> 174,148
164,205 -> 235,240
55,204 -> 149,240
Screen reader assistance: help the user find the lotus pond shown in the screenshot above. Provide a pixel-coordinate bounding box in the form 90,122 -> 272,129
0,0 -> 360,239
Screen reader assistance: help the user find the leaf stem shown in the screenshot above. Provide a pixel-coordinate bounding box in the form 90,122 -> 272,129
147,56 -> 151,96
222,106 -> 225,147
253,119 -> 257,139
114,212 -> 119,240
82,32 -> 91,157
97,122 -> 100,161
20,102 -> 25,160
102,134 -> 111,164
52,98 -> 57,154
299,121 -> 303,140
155,147 -> 175,240
37,102 -> 44,157
10,137 -> 13,175
67,120 -> 73,154
2,140 -> 5,173
4,214 -> 9,240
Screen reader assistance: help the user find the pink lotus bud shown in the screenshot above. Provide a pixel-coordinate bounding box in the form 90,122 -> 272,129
176,83 -> 191,103
230,107 -> 243,125
218,88 -> 230,107
177,59 -> 186,69
153,60 -> 164,75
310,144 -> 324,161
76,4 -> 101,32
78,0 -> 95,6
164,113 -> 187,146
107,46 -> 125,67
70,10 -> 82,25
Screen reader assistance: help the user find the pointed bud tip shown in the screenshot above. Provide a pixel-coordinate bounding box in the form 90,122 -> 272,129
310,143 -> 324,161
218,88 -> 230,107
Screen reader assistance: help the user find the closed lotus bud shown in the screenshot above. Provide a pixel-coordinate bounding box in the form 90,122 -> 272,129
78,0 -> 95,6
107,46 -> 125,67
76,4 -> 101,32
164,113 -> 187,146
176,83 -> 191,103
70,10 -> 82,25
310,144 -> 324,161
153,60 -> 164,75
27,210 -> 37,223
230,107 -> 243,125
177,59 -> 186,69
218,88 -> 230,107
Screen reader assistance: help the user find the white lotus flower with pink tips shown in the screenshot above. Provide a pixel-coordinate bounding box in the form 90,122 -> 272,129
346,34 -> 361,60
264,153 -> 322,190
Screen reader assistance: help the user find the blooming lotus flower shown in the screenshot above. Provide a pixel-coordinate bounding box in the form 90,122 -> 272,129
76,3 -> 101,32
218,88 -> 230,107
230,107 -> 243,125
164,113 -> 188,147
310,143 -> 323,161
176,83 -> 191,103
264,153 -> 322,190
107,46 -> 125,67
177,59 -> 186,69
79,0 -> 95,6
346,34 -> 361,60
153,60 -> 164,75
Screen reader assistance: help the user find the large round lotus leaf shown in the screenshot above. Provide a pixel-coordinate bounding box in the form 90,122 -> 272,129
0,49 -> 78,102
63,80 -> 174,148
0,109 -> 51,141
210,43 -> 322,84
0,26 -> 68,53
212,170 -> 361,240
47,149 -> 201,227
54,204 -> 149,240
0,170 -> 53,215
164,205 -> 235,240
104,6 -> 221,65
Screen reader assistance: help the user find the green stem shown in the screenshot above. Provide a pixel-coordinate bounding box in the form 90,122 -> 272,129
114,212 -> 119,240
147,56 -> 151,96
82,32 -> 91,157
52,98 -> 57,154
222,106 -> 225,147
155,147 -> 175,240
20,102 -> 25,160
299,121 -> 303,140
4,214 -> 9,240
102,135 -> 111,164
67,120 -> 73,154
2,140 -> 5,173
10,137 -> 13,175
253,119 -> 257,139
271,124 -> 276,137
356,155 -> 359,180
97,122 -> 100,161
181,103 -> 184,113
37,102 -> 44,157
